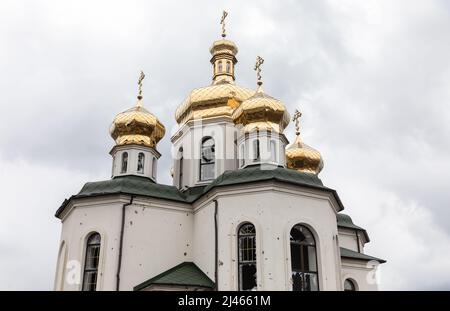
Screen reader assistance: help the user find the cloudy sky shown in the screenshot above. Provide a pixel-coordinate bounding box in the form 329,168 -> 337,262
1,0 -> 450,290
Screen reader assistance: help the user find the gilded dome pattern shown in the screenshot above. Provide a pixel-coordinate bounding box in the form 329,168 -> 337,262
175,82 -> 254,124
286,135 -> 324,175
110,103 -> 165,148
232,88 -> 290,133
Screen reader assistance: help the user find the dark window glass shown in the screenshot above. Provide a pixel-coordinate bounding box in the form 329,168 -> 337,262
226,61 -> 231,73
290,225 -> 319,291
238,223 -> 257,291
344,279 -> 357,291
253,139 -> 260,162
82,233 -> 101,291
137,153 -> 145,174
121,152 -> 128,173
200,137 -> 215,181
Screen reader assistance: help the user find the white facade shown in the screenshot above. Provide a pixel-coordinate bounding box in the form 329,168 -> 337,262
54,27 -> 385,292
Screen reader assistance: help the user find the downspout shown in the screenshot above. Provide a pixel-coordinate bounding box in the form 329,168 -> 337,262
213,199 -> 219,291
116,195 -> 134,291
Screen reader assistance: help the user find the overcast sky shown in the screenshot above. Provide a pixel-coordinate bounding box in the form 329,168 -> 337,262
1,0 -> 450,290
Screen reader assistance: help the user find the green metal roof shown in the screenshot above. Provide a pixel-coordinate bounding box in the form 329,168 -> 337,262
56,166 -> 344,217
337,213 -> 370,242
205,165 -> 325,191
133,262 -> 214,290
340,247 -> 386,264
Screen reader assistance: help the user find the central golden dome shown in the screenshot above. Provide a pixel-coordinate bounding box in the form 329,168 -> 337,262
175,82 -> 254,124
110,99 -> 165,148
175,23 -> 251,125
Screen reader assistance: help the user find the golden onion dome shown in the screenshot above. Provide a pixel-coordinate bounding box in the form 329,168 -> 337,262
285,110 -> 323,175
175,16 -> 247,125
175,82 -> 254,124
209,39 -> 238,58
232,85 -> 290,133
110,71 -> 165,148
110,100 -> 165,148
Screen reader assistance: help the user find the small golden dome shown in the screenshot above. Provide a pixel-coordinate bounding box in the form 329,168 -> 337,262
286,110 -> 324,175
110,99 -> 165,148
209,39 -> 238,57
232,86 -> 290,133
286,136 -> 324,174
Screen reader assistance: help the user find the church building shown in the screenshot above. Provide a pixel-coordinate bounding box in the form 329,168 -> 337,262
54,13 -> 385,291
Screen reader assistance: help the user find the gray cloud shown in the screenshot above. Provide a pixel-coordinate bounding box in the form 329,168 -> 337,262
1,0 -> 449,290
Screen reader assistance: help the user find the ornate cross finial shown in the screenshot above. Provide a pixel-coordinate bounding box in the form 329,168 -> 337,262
137,70 -> 145,100
254,56 -> 265,86
220,11 -> 228,38
293,109 -> 302,136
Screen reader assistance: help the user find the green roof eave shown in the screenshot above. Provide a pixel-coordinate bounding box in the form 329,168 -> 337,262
201,166 -> 345,211
133,262 -> 214,291
56,167 -> 345,218
340,247 -> 386,264
55,175 -> 189,218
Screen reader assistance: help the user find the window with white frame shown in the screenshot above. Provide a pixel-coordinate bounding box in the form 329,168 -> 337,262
137,152 -> 145,174
121,152 -> 128,173
82,233 -> 101,291
290,225 -> 319,291
238,223 -> 257,291
200,137 -> 215,181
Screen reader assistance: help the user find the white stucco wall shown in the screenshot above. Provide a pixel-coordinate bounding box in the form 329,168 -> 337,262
341,259 -> 380,291
192,182 -> 342,291
55,195 -> 194,291
171,119 -> 238,189
56,197 -> 124,291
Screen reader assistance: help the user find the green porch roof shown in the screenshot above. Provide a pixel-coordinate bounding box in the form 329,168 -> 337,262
134,262 -> 214,290
340,247 -> 386,263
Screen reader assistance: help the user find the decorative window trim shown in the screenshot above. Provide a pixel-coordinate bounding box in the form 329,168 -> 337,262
199,137 -> 215,181
137,152 -> 145,174
121,152 -> 128,174
237,222 -> 257,291
81,232 -> 102,291
289,224 -> 320,291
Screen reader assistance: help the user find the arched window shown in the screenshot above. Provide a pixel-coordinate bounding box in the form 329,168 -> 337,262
121,152 -> 128,173
270,140 -> 277,162
239,144 -> 245,167
82,233 -> 101,291
344,279 -> 357,291
290,225 -> 319,291
253,139 -> 260,162
226,61 -> 231,73
218,61 -> 223,73
137,152 -> 145,174
238,223 -> 257,291
151,157 -> 157,179
200,137 -> 215,181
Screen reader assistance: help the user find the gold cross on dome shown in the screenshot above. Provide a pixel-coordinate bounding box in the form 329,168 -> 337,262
293,109 -> 302,135
137,70 -> 145,99
254,56 -> 264,85
220,11 -> 228,38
